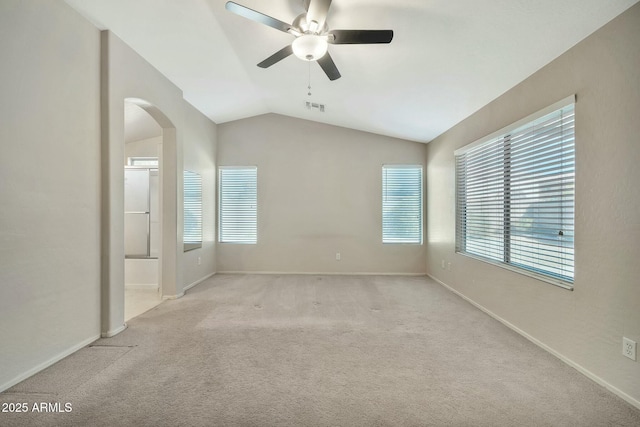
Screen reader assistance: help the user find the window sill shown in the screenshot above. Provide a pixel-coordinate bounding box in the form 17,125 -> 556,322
456,251 -> 574,291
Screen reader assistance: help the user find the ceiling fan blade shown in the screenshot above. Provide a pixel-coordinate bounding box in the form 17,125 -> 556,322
257,45 -> 293,68
328,30 -> 394,44
225,1 -> 292,34
317,52 -> 341,81
306,0 -> 332,29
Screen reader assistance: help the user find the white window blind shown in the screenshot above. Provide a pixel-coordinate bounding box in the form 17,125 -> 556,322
455,96 -> 575,287
382,165 -> 423,244
183,170 -> 202,251
218,167 -> 257,244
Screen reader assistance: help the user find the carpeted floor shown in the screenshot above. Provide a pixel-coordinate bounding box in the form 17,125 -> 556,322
1,274 -> 639,426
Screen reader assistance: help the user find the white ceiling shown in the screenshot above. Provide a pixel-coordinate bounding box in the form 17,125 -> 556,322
65,0 -> 638,143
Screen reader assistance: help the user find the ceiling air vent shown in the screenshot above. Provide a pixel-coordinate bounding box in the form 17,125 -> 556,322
305,101 -> 325,113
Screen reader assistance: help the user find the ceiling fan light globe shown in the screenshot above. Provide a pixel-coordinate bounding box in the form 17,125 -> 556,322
292,34 -> 328,62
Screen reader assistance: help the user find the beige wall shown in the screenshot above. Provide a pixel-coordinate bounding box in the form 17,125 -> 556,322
0,1 -> 218,390
217,114 -> 427,274
122,118 -> 217,290
427,3 -> 640,406
0,1 -> 101,389
103,31 -> 218,333
183,101 -> 217,288
102,31 -> 184,334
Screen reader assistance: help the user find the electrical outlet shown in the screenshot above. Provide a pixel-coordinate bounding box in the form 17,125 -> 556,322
441,260 -> 445,269
336,252 -> 341,261
447,262 -> 452,271
197,257 -> 201,266
623,337 -> 636,361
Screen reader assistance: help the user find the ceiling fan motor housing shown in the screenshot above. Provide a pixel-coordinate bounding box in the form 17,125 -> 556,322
292,13 -> 328,35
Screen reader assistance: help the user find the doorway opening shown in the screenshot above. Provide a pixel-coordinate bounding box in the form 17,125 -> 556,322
123,101 -> 163,320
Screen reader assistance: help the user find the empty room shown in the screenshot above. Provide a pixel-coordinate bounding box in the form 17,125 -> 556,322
1,0 -> 639,425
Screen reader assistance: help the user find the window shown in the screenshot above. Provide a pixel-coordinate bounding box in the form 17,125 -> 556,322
218,167 -> 257,244
382,165 -> 423,244
128,157 -> 159,167
455,96 -> 575,288
183,170 -> 202,251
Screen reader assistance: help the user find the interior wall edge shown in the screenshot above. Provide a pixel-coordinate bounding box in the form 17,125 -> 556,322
101,324 -> 128,339
162,292 -> 186,301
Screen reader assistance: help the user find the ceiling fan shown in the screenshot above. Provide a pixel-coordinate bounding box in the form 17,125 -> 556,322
225,0 -> 394,81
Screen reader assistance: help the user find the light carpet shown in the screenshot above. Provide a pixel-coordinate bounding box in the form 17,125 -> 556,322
1,274 -> 639,426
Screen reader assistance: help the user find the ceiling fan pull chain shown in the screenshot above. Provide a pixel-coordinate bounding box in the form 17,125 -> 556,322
308,61 -> 312,96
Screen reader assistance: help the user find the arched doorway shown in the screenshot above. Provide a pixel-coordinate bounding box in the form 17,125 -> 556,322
101,97 -> 181,337
123,101 -> 163,320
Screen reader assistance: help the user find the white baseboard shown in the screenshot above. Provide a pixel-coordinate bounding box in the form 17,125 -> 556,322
427,274 -> 640,411
162,292 -> 185,300
101,323 -> 127,338
183,272 -> 216,292
217,271 -> 427,276
0,334 -> 100,393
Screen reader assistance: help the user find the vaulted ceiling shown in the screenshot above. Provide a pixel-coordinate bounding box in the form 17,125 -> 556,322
65,0 -> 638,142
